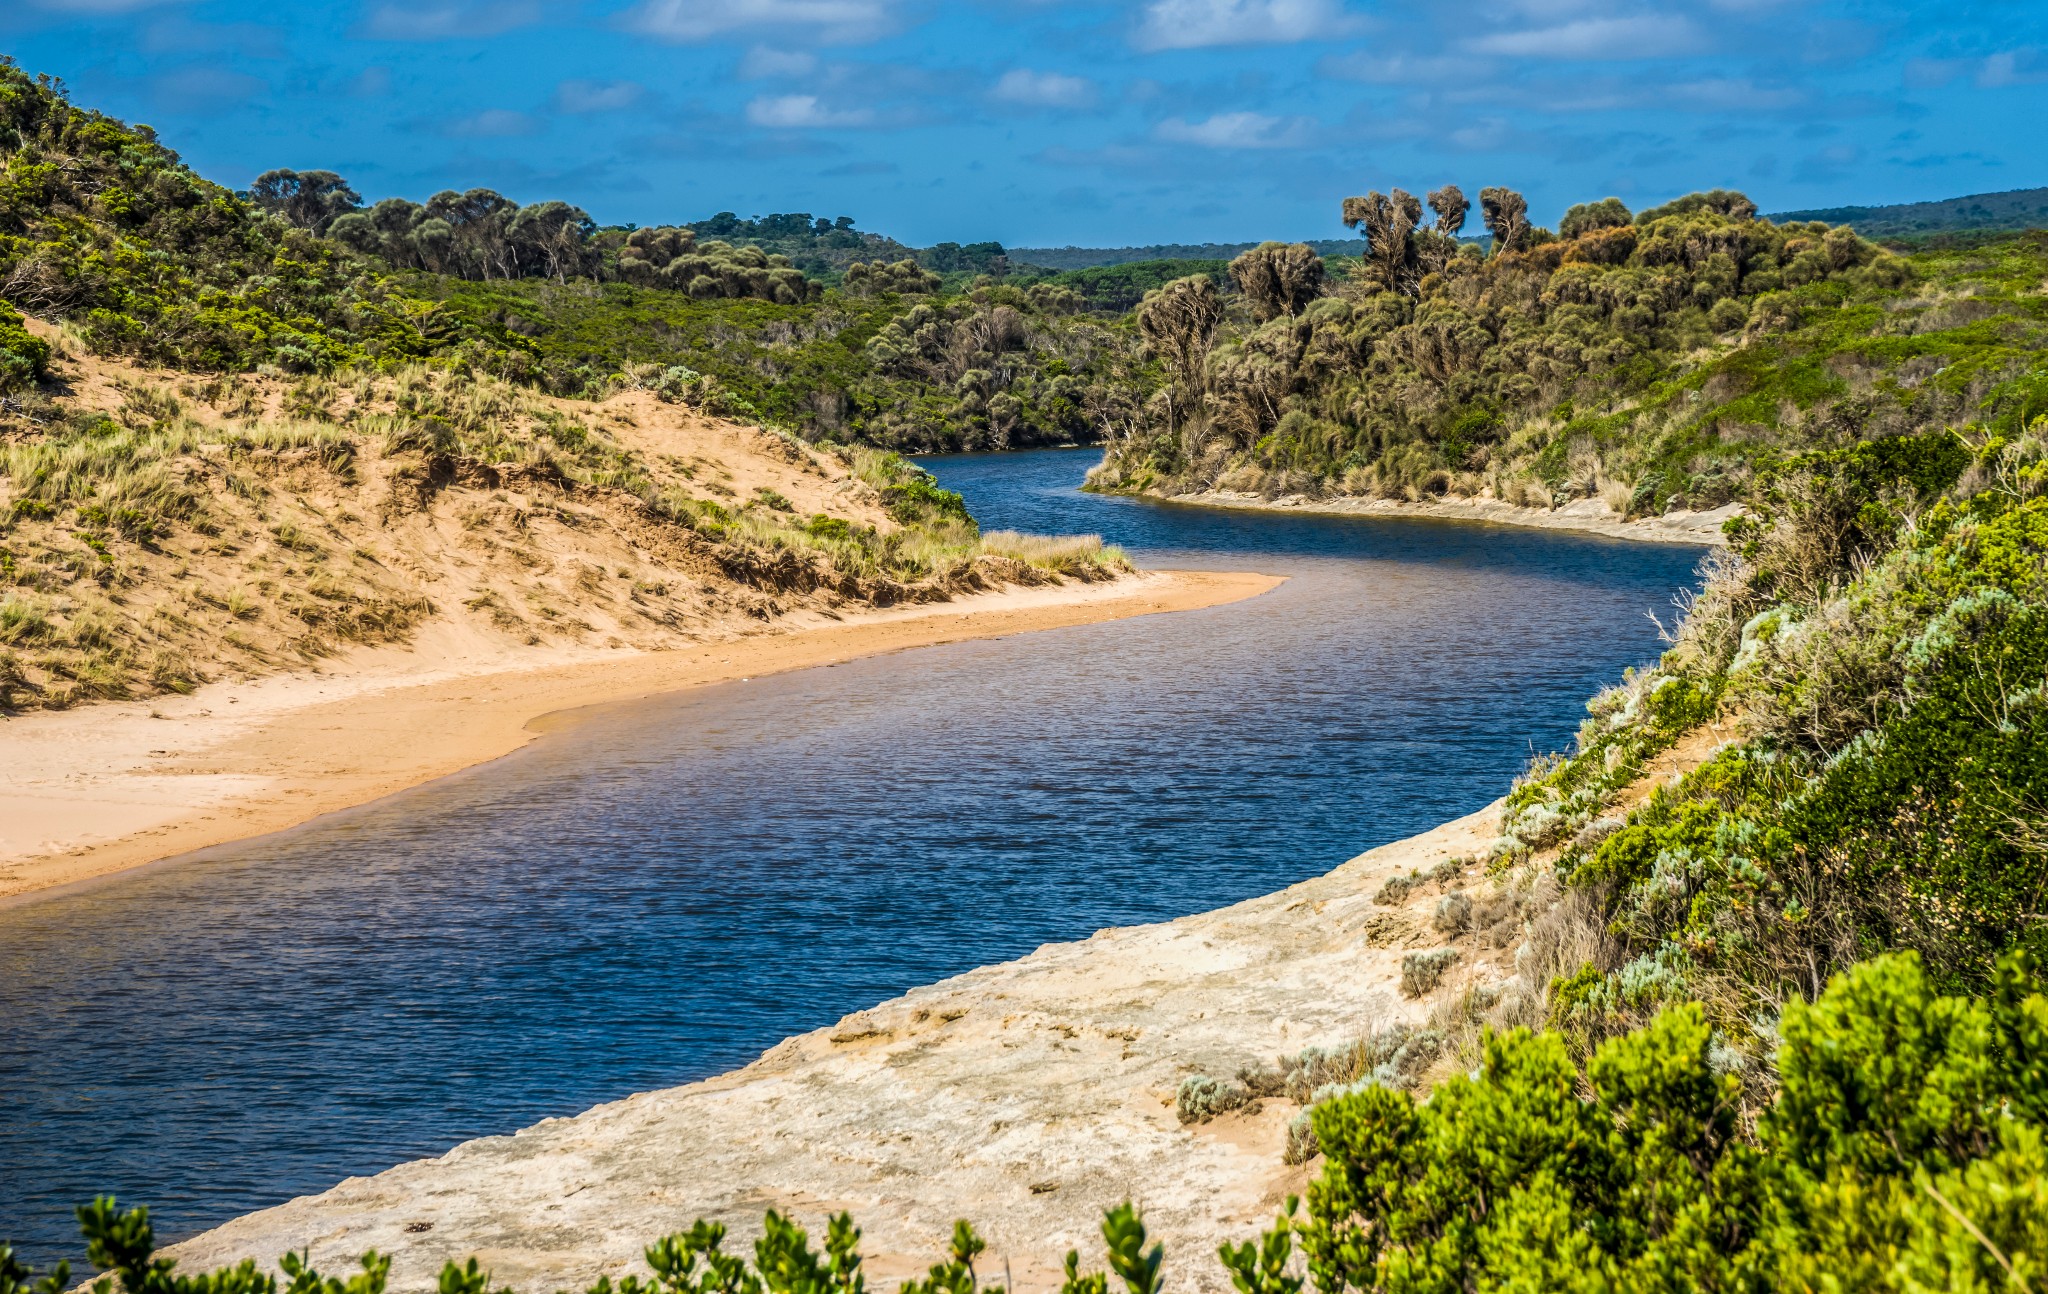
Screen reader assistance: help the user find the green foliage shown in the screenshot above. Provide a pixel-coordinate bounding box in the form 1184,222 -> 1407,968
1099,1204 -> 1162,1294
6,1205 -> 1183,1294
1083,184 -> 2048,514
1028,260 -> 1230,314
857,452 -> 970,527
0,297 -> 48,390
1217,1201 -> 1301,1294
1302,952 -> 2048,1294
408,274 -> 1145,451
0,60 -> 505,374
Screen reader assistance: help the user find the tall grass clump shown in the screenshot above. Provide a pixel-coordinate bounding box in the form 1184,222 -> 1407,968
1,414 -> 206,533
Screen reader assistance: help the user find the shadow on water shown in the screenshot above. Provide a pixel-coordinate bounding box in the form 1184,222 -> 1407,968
0,447 -> 1707,1261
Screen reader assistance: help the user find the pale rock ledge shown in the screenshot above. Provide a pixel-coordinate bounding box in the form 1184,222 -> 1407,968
165,804 -> 1502,1294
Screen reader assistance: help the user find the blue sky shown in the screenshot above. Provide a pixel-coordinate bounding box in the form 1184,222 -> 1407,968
5,0 -> 2045,247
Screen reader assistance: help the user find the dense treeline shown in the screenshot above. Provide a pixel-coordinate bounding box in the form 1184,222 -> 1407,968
1088,182 -> 1951,511
1010,239 -> 1363,271
10,949 -> 2047,1293
0,64 -> 480,374
0,64 -> 1125,448
410,272 -> 1151,450
249,169 -> 819,304
258,169 -> 1009,297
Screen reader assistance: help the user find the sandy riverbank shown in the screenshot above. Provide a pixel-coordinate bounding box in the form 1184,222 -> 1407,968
164,800 -> 1502,1294
1163,489 -> 1736,546
0,568 -> 1277,906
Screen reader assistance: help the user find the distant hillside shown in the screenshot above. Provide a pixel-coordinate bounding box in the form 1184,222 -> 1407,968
677,213 -> 1009,279
1010,239 -> 1363,270
1021,258 -> 1232,313
1768,186 -> 2048,238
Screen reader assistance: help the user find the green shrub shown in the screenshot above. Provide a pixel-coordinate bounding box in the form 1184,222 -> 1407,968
1,1200 -> 1176,1294
1301,950 -> 2048,1293
1176,1074 -> 1252,1124
1399,948 -> 1459,998
0,300 -> 49,391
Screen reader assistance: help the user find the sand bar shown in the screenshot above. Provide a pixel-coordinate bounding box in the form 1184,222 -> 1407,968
1163,489 -> 1735,545
0,568 -> 1278,905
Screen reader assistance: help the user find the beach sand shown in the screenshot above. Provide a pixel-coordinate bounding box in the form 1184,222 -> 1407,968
0,568 -> 1278,906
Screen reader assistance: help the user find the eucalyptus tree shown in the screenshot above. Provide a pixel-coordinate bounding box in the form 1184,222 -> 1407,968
1478,186 -> 1530,253
425,188 -> 520,279
506,200 -> 594,283
1341,189 -> 1424,293
1227,242 -> 1324,322
1560,196 -> 1633,238
1426,184 -> 1469,236
248,169 -> 361,234
1137,274 -> 1222,433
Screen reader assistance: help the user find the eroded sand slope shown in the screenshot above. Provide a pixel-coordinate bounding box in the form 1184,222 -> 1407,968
166,805 -> 1502,1294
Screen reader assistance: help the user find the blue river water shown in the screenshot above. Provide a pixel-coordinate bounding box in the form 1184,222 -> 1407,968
0,449 -> 1706,1264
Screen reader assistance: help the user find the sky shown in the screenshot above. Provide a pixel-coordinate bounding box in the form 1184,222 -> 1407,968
5,0 -> 2047,248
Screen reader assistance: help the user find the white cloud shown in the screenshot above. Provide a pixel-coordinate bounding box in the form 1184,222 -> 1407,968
443,108 -> 542,137
1980,48 -> 2048,88
554,79 -> 644,113
628,0 -> 893,44
1154,111 -> 1313,149
1448,117 -> 1510,150
29,0 -> 186,11
360,0 -> 543,40
745,94 -> 873,127
991,68 -> 1097,109
740,46 -> 821,78
1318,51 -> 1487,84
1466,14 -> 1698,59
1135,0 -> 1345,51
1667,77 -> 1803,111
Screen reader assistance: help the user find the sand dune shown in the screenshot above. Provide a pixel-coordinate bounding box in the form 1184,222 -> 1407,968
0,568 -> 1278,905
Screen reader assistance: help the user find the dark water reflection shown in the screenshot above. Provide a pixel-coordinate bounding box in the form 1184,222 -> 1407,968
0,449 -> 1705,1262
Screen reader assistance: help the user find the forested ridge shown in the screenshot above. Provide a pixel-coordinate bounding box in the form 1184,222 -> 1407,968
0,60 -> 1110,453
12,53 -> 2048,1294
0,60 -> 1125,713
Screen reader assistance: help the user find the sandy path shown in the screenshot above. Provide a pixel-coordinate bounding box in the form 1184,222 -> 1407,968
0,569 -> 1277,905
163,802 -> 1501,1294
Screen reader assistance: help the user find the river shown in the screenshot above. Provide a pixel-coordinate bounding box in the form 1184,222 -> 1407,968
0,449 -> 1705,1264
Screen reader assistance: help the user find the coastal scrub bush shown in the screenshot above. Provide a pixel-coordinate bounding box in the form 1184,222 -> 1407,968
1301,950 -> 2048,1293
1175,1074 -> 1251,1124
0,300 -> 50,391
1370,873 -> 1416,906
1512,429 -> 2048,1034
1430,891 -> 1471,935
1398,948 -> 1458,998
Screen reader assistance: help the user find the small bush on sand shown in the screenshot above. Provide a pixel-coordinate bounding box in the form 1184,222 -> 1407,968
1431,891 -> 1473,936
1400,948 -> 1460,998
1175,1074 -> 1251,1124
1373,873 -> 1418,905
